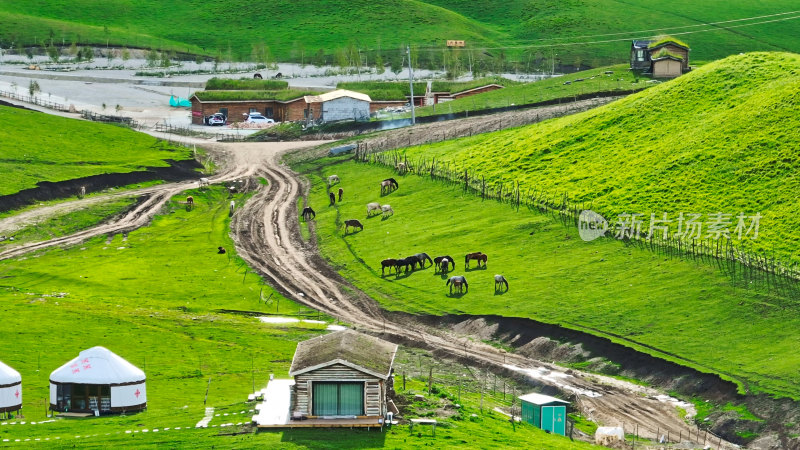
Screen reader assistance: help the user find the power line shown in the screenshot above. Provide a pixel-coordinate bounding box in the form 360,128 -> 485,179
413,13 -> 800,52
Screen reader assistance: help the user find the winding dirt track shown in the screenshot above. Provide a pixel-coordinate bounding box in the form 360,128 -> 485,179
1,139 -> 736,448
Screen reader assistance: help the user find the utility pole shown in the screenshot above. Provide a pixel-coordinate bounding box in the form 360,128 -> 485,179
406,44 -> 416,125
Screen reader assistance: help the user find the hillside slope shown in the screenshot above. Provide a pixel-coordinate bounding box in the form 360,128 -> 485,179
1,1 -> 798,66
0,106 -> 193,197
400,52 -> 800,261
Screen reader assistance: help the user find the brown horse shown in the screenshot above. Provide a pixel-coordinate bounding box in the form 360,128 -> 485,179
465,252 -> 487,269
380,259 -> 398,276
338,188 -> 344,202
344,219 -> 363,234
186,196 -> 194,205
329,192 -> 336,206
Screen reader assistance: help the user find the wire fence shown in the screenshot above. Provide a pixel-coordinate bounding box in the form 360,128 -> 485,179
153,123 -> 248,142
355,146 -> 800,301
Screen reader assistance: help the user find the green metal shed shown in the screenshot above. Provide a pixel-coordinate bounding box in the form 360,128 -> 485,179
519,392 -> 569,436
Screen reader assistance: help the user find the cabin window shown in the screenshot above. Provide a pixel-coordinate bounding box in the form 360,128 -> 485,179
636,50 -> 645,61
265,107 -> 274,118
249,107 -> 258,114
312,382 -> 364,416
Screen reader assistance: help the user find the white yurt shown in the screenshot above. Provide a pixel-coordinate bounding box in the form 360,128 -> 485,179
49,347 -> 146,414
0,360 -> 22,415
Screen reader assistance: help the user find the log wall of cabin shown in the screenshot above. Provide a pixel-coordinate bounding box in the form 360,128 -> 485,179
292,363 -> 385,417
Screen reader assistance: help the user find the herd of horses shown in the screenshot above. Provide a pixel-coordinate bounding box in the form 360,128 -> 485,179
303,173 -> 509,294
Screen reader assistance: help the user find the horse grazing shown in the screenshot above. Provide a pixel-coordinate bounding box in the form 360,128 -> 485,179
465,252 -> 487,269
396,162 -> 407,173
367,202 -> 382,217
380,180 -> 394,195
446,276 -> 468,294
301,207 -> 316,221
199,177 -> 210,187
494,274 -> 509,292
383,178 -> 399,189
344,219 -> 363,234
394,257 -> 415,274
434,255 -> 455,271
411,252 -> 433,269
327,174 -> 340,186
217,246 -> 227,254
437,258 -> 451,274
329,192 -> 336,206
380,258 -> 398,276
338,188 -> 344,202
186,196 -> 194,205
381,205 -> 394,217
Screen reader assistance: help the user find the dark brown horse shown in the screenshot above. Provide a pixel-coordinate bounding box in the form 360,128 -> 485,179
381,258 -> 398,276
329,192 -> 336,206
465,252 -> 487,269
301,206 -> 316,221
338,188 -> 344,202
344,219 -> 363,234
394,257 -> 415,274
434,255 -> 455,271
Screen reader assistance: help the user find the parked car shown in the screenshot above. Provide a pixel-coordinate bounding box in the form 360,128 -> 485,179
206,113 -> 226,126
244,113 -> 275,124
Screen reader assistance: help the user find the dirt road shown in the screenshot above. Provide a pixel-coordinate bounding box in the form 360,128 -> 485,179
0,137 -> 737,448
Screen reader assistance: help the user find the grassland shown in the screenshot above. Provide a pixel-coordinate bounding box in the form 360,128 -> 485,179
411,64 -> 648,117
0,106 -> 193,197
205,78 -> 289,91
295,157 -> 800,400
0,185 -> 592,448
393,52 -> 800,262
1,1 -> 798,67
194,90 -> 321,102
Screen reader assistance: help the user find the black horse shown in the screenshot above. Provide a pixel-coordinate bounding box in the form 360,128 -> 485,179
383,178 -> 399,189
434,255 -> 455,271
301,207 -> 316,221
394,257 -> 415,274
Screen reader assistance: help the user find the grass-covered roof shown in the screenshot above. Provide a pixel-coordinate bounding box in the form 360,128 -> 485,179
289,329 -> 397,378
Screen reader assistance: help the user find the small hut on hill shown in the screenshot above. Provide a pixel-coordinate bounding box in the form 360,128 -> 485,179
0,360 -> 22,416
49,347 -> 146,414
289,330 -> 397,419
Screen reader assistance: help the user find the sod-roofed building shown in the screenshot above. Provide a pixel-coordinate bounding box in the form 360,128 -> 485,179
630,38 -> 690,77
289,330 -> 397,419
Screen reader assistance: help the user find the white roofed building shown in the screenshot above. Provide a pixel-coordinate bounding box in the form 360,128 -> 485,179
0,360 -> 22,415
303,89 -> 372,123
49,347 -> 146,414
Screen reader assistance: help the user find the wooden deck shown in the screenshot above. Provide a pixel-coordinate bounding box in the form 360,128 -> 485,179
257,417 -> 384,429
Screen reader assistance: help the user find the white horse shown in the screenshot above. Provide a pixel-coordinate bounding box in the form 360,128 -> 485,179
199,177 -> 210,187
494,274 -> 509,292
327,175 -> 340,186
367,202 -> 381,217
381,205 -> 394,217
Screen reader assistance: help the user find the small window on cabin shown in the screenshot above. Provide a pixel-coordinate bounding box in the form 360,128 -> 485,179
637,50 -> 645,61
265,107 -> 273,118
249,107 -> 258,114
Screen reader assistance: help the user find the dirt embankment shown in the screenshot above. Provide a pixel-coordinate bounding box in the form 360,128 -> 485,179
0,158 -> 203,212
408,314 -> 800,448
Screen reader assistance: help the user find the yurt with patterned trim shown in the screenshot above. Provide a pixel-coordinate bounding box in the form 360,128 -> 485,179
49,347 -> 146,414
0,360 -> 22,414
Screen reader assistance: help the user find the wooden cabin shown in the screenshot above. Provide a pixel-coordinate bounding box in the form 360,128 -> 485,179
289,330 -> 397,420
630,38 -> 690,77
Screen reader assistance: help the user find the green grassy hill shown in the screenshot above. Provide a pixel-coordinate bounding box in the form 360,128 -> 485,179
0,106 -> 193,197
396,52 -> 800,262
296,157 -> 800,401
1,1 -> 799,67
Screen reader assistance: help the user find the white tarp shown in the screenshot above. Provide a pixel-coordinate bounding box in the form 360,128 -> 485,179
111,383 -> 147,407
49,346 -> 145,385
0,360 -> 22,409
595,426 -> 625,446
